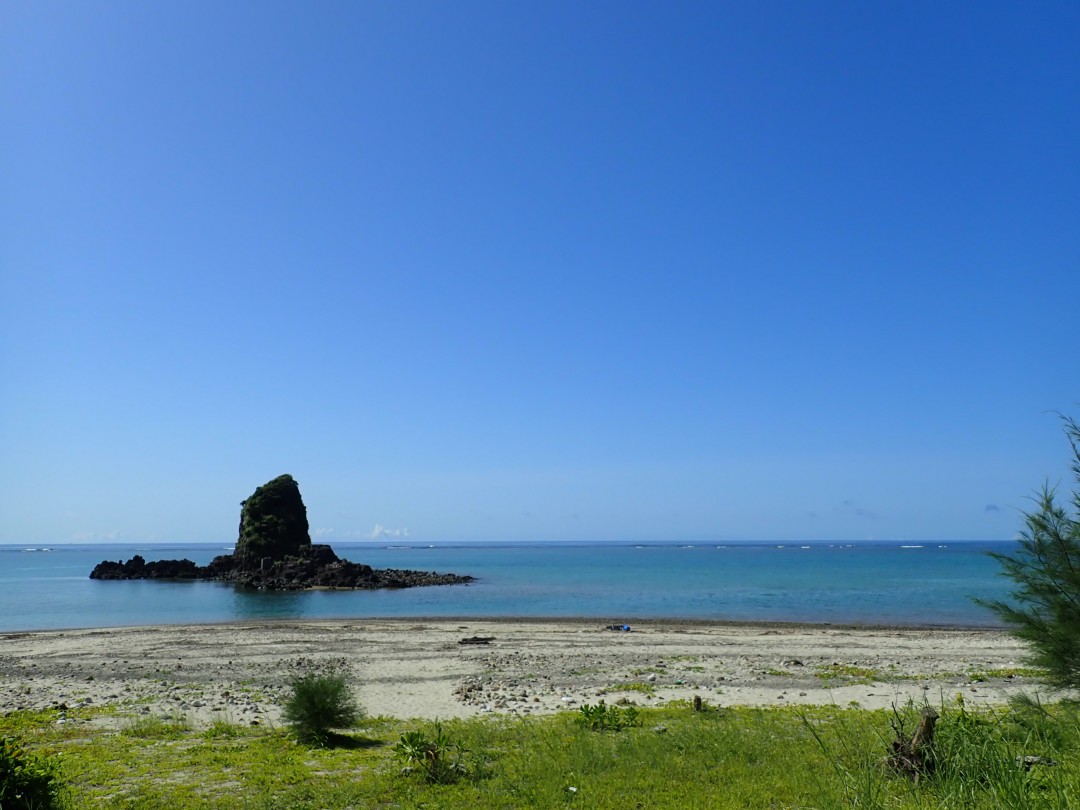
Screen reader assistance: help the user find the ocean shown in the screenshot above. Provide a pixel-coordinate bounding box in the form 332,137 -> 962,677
0,540 -> 1016,633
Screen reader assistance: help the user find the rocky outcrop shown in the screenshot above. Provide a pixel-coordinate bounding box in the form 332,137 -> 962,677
90,545 -> 473,590
89,555 -> 200,580
89,475 -> 473,591
234,474 -> 311,569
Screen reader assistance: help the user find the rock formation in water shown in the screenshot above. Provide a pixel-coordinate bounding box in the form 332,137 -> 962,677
90,475 -> 473,591
234,474 -> 311,569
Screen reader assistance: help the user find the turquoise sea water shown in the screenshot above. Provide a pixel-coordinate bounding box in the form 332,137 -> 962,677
0,541 -> 1016,632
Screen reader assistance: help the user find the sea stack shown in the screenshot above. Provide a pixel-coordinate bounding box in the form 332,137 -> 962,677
90,475 -> 474,590
234,474 -> 311,569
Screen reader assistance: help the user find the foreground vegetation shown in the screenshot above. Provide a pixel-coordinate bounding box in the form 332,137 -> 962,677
983,413 -> 1080,692
4,695 -> 1080,809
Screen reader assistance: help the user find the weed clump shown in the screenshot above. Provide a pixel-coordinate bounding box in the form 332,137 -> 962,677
283,672 -> 363,745
394,720 -> 469,783
122,713 -> 192,739
576,700 -> 640,731
0,735 -> 63,810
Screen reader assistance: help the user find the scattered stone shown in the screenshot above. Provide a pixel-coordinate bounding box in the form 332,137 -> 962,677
459,636 -> 496,645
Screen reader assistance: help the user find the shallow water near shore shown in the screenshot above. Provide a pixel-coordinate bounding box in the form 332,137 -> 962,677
1,540 -> 1015,632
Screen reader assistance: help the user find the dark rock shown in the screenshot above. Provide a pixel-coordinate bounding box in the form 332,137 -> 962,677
234,474 -> 311,569
90,555 -> 200,581
92,548 -> 472,591
89,558 -> 136,580
145,559 -> 200,579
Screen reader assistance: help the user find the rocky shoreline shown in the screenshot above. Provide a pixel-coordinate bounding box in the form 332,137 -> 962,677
89,544 -> 474,590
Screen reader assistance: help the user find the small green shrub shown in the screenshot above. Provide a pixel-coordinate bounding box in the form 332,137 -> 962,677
394,720 -> 469,784
576,700 -> 640,731
815,664 -> 880,685
0,735 -> 62,810
122,713 -> 191,739
282,672 -> 362,745
202,719 -> 243,740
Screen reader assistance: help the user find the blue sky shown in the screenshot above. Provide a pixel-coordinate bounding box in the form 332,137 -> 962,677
2,1 -> 1078,544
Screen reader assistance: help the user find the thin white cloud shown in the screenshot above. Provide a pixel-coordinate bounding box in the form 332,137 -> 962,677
369,524 -> 410,540
313,527 -> 336,537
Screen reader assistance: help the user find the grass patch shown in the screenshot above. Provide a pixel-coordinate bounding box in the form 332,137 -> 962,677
122,713 -> 192,739
5,698 -> 1080,808
815,664 -> 881,685
568,666 -> 604,676
203,719 -> 245,740
969,666 -> 1047,681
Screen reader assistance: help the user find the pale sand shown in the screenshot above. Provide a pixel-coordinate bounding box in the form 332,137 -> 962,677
0,620 -> 1040,728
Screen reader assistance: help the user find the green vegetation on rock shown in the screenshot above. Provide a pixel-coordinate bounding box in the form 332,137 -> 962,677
235,474 -> 311,568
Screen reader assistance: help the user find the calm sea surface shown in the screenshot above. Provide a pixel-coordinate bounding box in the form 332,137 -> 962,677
0,541 -> 1017,632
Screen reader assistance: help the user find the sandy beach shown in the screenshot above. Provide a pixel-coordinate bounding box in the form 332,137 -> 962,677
0,620 -> 1039,728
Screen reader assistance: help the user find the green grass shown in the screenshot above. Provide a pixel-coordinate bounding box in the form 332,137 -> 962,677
815,663 -> 881,685
568,666 -> 604,676
5,699 -> 1080,808
886,666 -> 1047,683
122,713 -> 193,740
969,666 -> 1047,681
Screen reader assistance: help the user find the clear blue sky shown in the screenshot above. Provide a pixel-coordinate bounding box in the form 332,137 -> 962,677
2,1 -> 1078,544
